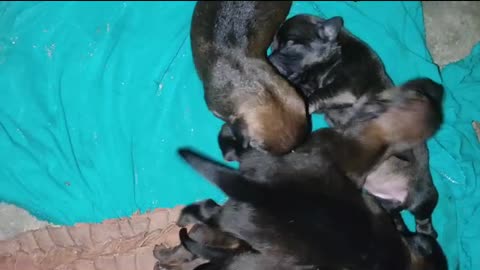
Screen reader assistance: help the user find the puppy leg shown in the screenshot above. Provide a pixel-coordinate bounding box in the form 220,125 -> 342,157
405,145 -> 439,238
408,188 -> 438,238
154,224 -> 236,268
179,227 -> 241,261
153,228 -> 198,265
218,123 -> 242,162
154,201 -> 223,269
155,224 -> 248,270
154,244 -> 202,269
375,198 -> 411,235
177,199 -> 221,227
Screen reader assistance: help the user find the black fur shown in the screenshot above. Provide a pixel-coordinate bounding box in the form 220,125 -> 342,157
174,81 -> 447,269
268,15 -> 391,121
268,14 -> 444,238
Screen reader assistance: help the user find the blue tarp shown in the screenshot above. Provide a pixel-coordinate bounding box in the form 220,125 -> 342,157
1,2 -> 479,269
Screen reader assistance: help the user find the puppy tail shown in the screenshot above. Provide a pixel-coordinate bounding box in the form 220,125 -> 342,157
179,228 -> 238,262
178,148 -> 269,204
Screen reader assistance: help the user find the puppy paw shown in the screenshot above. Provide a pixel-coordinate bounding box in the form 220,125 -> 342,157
153,244 -> 176,261
177,199 -> 220,227
154,244 -> 197,264
218,124 -> 242,162
416,219 -> 438,239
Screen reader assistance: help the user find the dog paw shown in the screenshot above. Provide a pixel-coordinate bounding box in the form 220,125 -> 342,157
416,220 -> 438,239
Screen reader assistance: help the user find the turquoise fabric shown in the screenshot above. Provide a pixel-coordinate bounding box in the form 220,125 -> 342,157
1,1 -> 478,269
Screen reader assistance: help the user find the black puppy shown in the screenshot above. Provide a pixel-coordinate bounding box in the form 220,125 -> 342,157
178,228 -> 317,270
172,78 -> 447,270
191,1 -> 310,156
179,227 -> 256,265
154,223 -> 248,270
267,14 -> 442,238
177,215 -> 447,270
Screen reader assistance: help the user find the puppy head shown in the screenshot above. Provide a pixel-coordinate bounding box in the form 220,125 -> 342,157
269,14 -> 343,80
347,78 -> 444,153
403,234 -> 448,270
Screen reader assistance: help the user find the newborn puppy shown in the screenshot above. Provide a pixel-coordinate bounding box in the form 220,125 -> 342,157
154,223 -> 246,270
268,15 -> 391,122
191,1 -> 310,156
179,229 -> 316,270
179,228 -> 255,264
268,14 -> 443,238
173,78 -> 446,270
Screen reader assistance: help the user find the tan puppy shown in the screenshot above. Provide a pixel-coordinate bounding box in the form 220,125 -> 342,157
191,1 -> 310,155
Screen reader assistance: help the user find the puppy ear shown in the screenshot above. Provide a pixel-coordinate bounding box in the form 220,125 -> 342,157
319,16 -> 343,41
268,50 -> 292,77
178,148 -> 267,203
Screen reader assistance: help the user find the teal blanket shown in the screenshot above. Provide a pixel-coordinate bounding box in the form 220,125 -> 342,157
1,2 -> 479,269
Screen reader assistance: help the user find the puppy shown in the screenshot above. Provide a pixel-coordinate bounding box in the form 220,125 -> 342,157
178,229 -> 316,270
179,227 -> 255,263
173,78 -> 447,270
267,14 -> 443,238
154,223 -> 247,270
268,15 -> 391,122
191,1 -> 310,156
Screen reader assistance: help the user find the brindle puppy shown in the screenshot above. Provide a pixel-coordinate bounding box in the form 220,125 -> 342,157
267,14 -> 442,238
162,78 -> 447,270
191,1 -> 310,156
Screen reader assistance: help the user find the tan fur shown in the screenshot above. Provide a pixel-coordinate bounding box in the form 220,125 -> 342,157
375,97 -> 437,149
339,88 -> 439,186
237,79 -> 308,155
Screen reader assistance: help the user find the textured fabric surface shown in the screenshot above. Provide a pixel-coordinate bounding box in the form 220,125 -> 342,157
0,206 -> 184,270
1,1 -> 479,269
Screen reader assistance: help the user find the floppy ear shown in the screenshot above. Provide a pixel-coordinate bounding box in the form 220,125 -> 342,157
178,148 -> 267,203
319,16 -> 343,41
